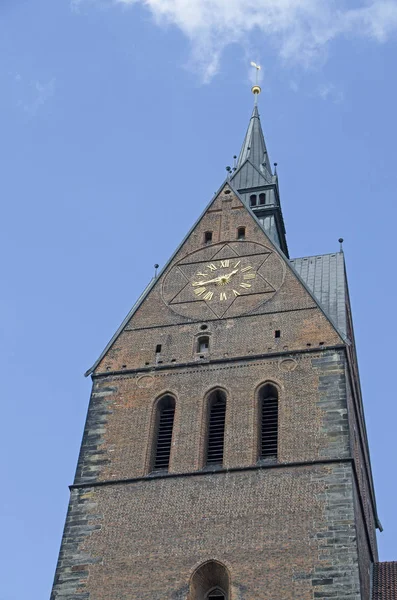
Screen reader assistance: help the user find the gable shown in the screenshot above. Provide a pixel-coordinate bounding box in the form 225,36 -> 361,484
231,159 -> 272,190
86,182 -> 345,376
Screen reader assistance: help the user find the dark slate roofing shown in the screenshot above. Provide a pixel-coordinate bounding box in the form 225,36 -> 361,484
235,105 -> 272,181
231,159 -> 272,189
290,252 -> 347,337
373,562 -> 397,600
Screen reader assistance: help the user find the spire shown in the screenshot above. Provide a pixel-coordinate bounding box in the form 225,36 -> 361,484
230,78 -> 289,258
235,104 -> 272,178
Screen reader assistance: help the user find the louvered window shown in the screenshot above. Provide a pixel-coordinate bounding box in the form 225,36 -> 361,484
208,592 -> 225,599
260,384 -> 278,460
206,391 -> 226,466
153,395 -> 175,471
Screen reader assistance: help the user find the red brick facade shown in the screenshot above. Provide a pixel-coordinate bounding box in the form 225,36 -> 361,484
50,185 -> 380,600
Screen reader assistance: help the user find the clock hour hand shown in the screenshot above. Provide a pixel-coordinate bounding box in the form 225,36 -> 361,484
192,269 -> 239,287
192,275 -> 223,286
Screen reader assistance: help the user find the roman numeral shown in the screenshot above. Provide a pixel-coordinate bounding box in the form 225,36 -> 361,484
220,260 -> 230,268
207,264 -> 217,271
203,291 -> 214,301
240,283 -> 251,289
196,272 -> 207,277
234,260 -> 241,268
233,289 -> 240,297
220,292 -> 227,301
194,287 -> 207,296
243,273 -> 256,280
241,265 -> 253,272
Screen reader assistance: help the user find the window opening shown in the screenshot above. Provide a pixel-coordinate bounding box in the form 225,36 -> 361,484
204,231 -> 213,244
260,384 -> 278,460
249,194 -> 257,207
206,391 -> 226,465
275,330 -> 281,338
237,227 -> 246,240
197,336 -> 209,353
153,396 -> 175,471
259,192 -> 266,205
208,592 -> 225,600
155,344 -> 162,353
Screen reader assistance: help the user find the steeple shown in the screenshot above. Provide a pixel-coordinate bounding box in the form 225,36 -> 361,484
235,104 -> 273,181
230,90 -> 289,257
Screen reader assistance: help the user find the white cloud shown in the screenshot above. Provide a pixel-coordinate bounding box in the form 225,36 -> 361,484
16,78 -> 56,115
76,0 -> 397,81
316,83 -> 344,104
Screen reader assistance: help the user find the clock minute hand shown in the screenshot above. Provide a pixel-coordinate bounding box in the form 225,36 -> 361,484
224,269 -> 239,281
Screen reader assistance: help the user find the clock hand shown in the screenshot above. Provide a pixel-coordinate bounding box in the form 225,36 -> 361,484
192,275 -> 223,286
224,269 -> 239,281
192,269 -> 239,287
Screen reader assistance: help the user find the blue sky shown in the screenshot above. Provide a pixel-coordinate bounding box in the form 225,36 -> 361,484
1,0 -> 397,598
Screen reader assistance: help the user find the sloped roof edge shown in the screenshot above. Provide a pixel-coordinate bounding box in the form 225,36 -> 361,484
85,179 -> 347,377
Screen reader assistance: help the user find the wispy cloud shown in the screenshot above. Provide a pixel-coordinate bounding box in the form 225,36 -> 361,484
74,0 -> 397,82
16,77 -> 56,115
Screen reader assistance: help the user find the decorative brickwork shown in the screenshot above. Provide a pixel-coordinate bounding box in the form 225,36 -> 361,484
50,148 -> 385,596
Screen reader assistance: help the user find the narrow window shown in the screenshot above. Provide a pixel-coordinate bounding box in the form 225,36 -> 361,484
260,384 -> 278,460
153,395 -> 175,471
249,194 -> 257,207
275,330 -> 281,338
206,390 -> 226,466
208,591 -> 225,599
259,192 -> 266,205
197,336 -> 209,353
204,231 -> 213,244
155,344 -> 162,353
237,226 -> 246,240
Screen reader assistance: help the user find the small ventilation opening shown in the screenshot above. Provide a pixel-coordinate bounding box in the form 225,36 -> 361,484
153,396 -> 175,472
204,231 -> 213,244
155,344 -> 162,353
197,336 -> 209,353
237,227 -> 246,240
208,593 -> 225,600
206,390 -> 226,466
275,330 -> 281,338
259,192 -> 266,205
260,384 -> 278,460
249,194 -> 257,207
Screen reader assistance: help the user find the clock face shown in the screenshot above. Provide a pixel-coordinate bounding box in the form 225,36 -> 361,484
162,241 -> 286,319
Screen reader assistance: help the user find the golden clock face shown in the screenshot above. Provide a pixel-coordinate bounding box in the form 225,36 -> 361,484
162,241 -> 286,319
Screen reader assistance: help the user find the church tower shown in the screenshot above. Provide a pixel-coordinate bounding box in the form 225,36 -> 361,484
51,87 -> 388,600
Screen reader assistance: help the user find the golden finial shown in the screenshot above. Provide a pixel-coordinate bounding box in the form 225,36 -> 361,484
250,61 -> 262,98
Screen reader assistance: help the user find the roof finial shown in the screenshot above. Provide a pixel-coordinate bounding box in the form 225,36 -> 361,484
250,61 -> 261,103
154,263 -> 159,277
338,238 -> 344,252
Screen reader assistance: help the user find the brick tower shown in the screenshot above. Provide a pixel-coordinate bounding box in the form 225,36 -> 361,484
51,88 -> 390,600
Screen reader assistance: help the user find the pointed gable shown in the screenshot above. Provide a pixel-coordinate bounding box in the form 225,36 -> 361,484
231,159 -> 272,189
86,183 -> 345,376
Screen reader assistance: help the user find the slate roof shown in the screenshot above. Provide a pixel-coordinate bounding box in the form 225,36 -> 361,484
290,252 -> 347,337
373,562 -> 397,600
235,105 -> 273,183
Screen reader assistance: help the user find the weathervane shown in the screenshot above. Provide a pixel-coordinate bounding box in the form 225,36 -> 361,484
250,61 -> 262,102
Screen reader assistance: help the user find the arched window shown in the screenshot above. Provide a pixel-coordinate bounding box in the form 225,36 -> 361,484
259,192 -> 266,205
152,395 -> 175,472
206,390 -> 226,466
237,226 -> 246,240
259,383 -> 279,460
204,231 -> 213,244
189,561 -> 229,600
208,590 -> 226,599
197,336 -> 210,353
249,194 -> 257,207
